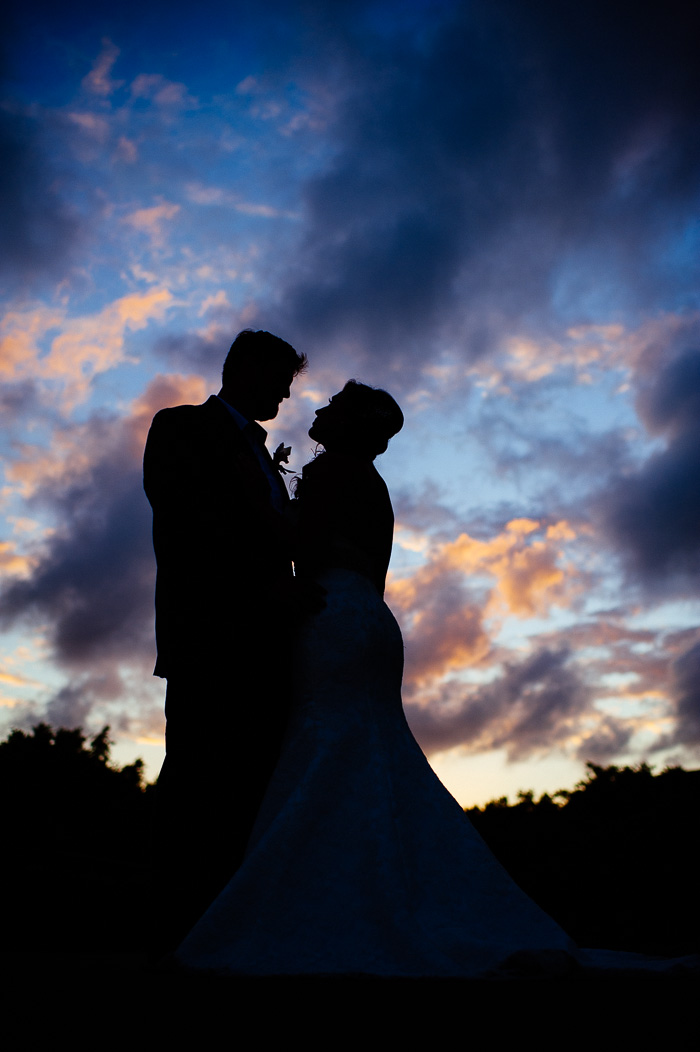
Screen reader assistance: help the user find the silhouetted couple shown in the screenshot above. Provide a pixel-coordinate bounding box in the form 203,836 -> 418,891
145,330 -> 691,977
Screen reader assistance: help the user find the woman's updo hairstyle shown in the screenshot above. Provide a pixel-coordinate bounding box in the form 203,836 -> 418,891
341,380 -> 404,458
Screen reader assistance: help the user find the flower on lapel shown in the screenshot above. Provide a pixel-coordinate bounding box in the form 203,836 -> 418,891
273,442 -> 293,474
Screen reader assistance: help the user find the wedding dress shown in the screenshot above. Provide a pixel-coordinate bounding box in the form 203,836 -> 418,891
174,568 -> 589,978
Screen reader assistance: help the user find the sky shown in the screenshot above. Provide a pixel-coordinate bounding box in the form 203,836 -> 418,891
1,0 -> 699,806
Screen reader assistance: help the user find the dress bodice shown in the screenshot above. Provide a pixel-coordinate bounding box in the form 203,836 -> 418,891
292,452 -> 394,597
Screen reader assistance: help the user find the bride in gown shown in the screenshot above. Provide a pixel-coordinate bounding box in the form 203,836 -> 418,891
173,382 -> 687,978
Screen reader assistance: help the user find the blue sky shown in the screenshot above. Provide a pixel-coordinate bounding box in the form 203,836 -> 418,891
2,0 -> 699,804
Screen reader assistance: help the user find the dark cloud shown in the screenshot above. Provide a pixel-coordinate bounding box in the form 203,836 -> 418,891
670,641 -> 700,748
45,676 -> 113,730
0,379 -> 40,421
0,107 -> 82,292
0,413 -> 155,668
573,716 -> 633,764
254,0 -> 700,377
401,568 -> 489,688
2,668 -> 163,744
479,405 -> 638,510
406,647 -> 591,761
153,327 -> 230,381
392,481 -> 464,540
601,345 -> 700,587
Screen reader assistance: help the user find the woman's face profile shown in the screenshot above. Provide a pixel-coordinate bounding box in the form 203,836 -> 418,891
308,392 -> 354,450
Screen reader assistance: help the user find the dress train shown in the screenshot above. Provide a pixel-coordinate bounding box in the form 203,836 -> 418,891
174,571 -> 696,978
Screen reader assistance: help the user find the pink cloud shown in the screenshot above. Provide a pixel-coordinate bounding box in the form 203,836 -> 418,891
131,74 -> 197,109
82,39 -> 123,98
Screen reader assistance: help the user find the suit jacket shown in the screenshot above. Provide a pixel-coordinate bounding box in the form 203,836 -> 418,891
143,395 -> 293,679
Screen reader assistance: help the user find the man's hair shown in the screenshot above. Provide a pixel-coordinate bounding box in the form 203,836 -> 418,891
222,329 -> 307,387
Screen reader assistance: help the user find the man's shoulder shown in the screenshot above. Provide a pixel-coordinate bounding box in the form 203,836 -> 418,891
148,396 -> 228,438
152,396 -> 218,425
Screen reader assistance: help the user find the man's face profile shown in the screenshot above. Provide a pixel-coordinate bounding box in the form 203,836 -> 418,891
248,361 -> 296,421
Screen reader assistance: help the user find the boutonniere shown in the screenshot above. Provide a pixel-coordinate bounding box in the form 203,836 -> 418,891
272,442 -> 293,474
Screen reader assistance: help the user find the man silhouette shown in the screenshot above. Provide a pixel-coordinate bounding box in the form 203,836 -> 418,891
144,329 -> 307,946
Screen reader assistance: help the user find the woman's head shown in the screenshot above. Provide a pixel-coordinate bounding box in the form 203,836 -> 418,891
309,380 -> 404,459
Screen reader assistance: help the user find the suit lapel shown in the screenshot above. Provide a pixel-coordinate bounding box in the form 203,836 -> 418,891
202,395 -> 287,507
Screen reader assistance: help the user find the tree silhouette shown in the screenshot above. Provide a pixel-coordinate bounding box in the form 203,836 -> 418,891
1,723 -> 155,950
2,726 -> 698,955
468,762 -> 700,955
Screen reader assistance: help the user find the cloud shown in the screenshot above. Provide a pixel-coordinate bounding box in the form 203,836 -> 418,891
121,203 -> 180,246
81,38 -> 123,97
0,289 -> 174,408
0,541 -> 36,579
600,338 -> 700,589
130,73 -> 197,109
45,679 -> 108,731
238,0 -> 700,391
115,135 -> 138,163
0,371 -> 207,741
467,324 -> 629,395
0,107 -> 82,291
572,715 -> 633,763
153,320 -> 240,381
392,567 -> 491,688
66,112 -> 111,142
389,514 -> 684,763
45,290 -> 174,388
185,182 -> 297,219
0,374 -> 204,671
0,448 -> 154,667
389,517 -> 580,686
406,647 -> 591,762
0,304 -> 65,383
0,669 -> 35,688
670,641 -> 700,748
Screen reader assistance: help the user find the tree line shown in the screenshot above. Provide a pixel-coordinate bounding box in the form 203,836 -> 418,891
3,723 -> 698,954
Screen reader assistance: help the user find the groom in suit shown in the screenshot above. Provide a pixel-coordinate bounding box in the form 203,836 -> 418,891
144,328 -> 308,946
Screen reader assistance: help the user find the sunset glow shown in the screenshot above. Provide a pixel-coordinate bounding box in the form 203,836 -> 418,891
1,0 -> 699,804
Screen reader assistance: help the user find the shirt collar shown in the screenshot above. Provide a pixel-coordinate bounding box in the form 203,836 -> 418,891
217,395 -> 268,442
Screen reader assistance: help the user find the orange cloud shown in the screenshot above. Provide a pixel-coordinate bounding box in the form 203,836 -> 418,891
0,306 -> 64,379
1,291 -> 174,407
387,518 -> 581,687
129,374 -> 208,449
6,433 -> 94,498
0,669 -> 35,687
198,291 -> 231,316
4,372 -> 207,507
387,563 -> 491,687
121,203 -> 180,245
430,518 -> 580,619
44,288 -> 174,405
0,541 -> 35,579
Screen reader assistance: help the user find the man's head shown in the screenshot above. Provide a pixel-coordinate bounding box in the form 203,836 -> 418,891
220,329 -> 307,421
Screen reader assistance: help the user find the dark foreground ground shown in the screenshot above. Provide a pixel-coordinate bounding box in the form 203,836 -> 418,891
3,738 -> 698,1040
2,950 -> 698,1045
